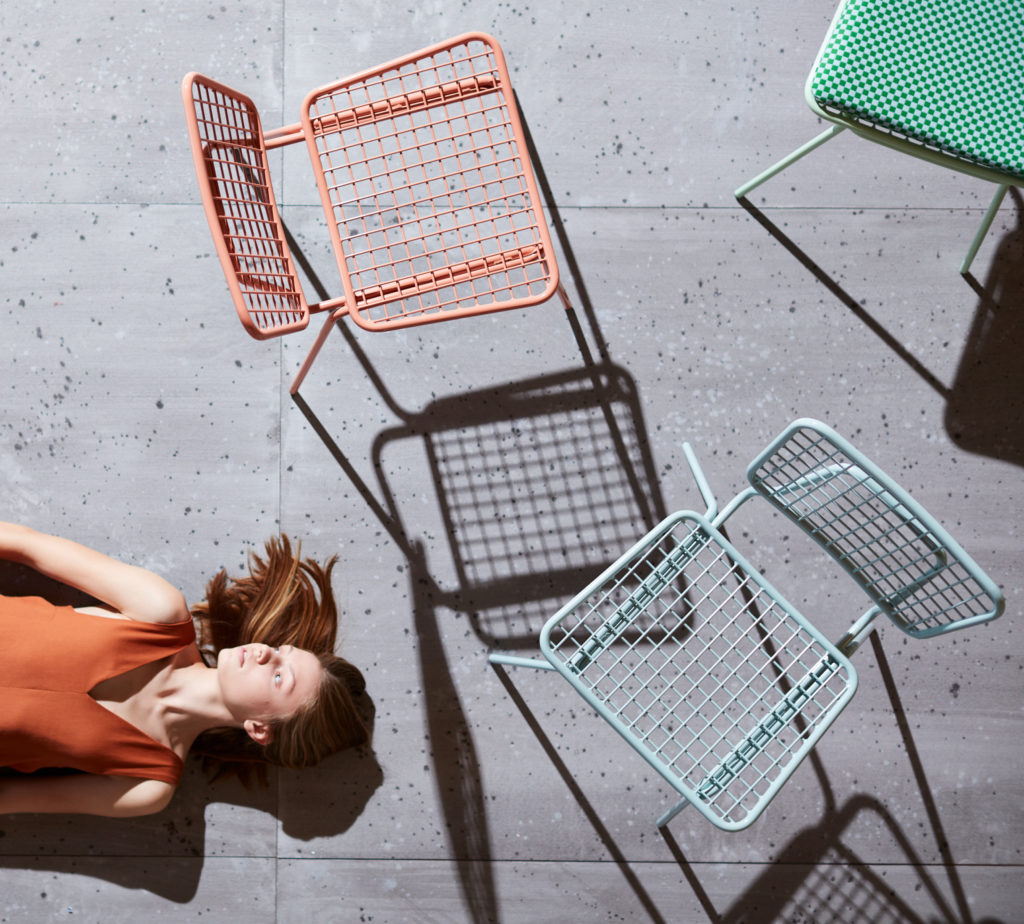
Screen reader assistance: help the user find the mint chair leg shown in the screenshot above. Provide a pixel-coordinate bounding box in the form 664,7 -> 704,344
735,125 -> 846,199
488,653 -> 556,671
656,796 -> 690,828
961,184 -> 1009,275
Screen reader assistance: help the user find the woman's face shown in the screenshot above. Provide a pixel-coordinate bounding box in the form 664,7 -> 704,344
217,643 -> 322,723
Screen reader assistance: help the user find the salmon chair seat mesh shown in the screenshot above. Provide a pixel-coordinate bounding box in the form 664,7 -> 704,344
183,33 -> 567,394
490,419 -> 1004,831
735,0 -> 1024,274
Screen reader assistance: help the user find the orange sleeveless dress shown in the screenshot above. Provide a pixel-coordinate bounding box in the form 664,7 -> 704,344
1,594 -> 196,785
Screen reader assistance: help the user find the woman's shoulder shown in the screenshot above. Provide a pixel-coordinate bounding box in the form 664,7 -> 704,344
73,593 -> 190,625
123,586 -> 191,626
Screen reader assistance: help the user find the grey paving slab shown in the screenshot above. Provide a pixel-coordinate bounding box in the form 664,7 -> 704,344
0,0 -> 1011,213
475,663 -> 1023,864
0,762 -> 277,860
2,203 -> 282,595
0,0 -> 285,206
276,857 -> 1021,923
274,201 -> 1021,874
279,201 -> 1021,575
2,0 -> 1022,919
276,0 -> 997,211
0,857 -> 277,921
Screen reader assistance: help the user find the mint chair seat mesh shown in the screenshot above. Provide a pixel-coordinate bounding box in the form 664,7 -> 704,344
735,0 -> 1024,274
182,33 -> 569,395
490,419 -> 1004,831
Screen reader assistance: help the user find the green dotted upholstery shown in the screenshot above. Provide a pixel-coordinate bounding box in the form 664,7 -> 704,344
809,0 -> 1024,181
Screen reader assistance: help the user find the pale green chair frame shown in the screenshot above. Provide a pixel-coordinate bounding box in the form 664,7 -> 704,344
490,419 -> 1004,831
736,0 -> 1024,275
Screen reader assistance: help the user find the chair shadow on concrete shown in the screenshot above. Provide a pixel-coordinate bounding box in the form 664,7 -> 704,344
405,539 -> 499,924
737,191 -> 1024,469
486,549 -> 828,924
294,355 -> 667,923
657,630 -> 1004,924
285,167 -> 670,920
489,659 -> 673,924
0,562 -> 382,903
947,189 -> 1024,467
663,793 -> 994,924
369,362 -> 667,646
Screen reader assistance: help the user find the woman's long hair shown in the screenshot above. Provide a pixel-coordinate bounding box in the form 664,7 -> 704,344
190,535 -> 369,783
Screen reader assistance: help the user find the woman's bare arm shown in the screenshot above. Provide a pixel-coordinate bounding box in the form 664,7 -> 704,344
0,773 -> 175,817
0,522 -> 188,624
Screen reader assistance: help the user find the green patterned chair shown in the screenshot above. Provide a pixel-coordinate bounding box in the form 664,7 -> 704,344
736,0 -> 1024,274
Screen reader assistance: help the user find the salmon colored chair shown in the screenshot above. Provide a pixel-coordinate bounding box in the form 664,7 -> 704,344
183,33 -> 569,394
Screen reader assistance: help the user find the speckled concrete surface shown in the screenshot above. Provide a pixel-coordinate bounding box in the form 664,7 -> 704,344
2,1 -> 1022,921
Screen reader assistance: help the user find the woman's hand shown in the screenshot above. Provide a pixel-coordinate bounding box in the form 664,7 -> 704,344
0,522 -> 188,624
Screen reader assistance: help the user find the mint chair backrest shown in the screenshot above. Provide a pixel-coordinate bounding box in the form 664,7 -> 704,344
747,419 -> 1004,639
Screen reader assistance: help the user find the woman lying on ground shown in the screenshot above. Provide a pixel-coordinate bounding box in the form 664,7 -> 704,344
0,521 -> 368,816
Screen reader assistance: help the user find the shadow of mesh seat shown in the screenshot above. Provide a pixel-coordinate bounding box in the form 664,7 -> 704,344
736,0 -> 1024,274
491,418 -> 1004,831
182,33 -> 567,395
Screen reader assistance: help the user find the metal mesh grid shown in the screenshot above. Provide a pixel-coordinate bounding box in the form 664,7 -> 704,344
423,370 -> 660,644
749,424 -> 1001,637
731,799 -> 943,921
543,513 -> 855,829
771,844 -> 929,924
305,35 -> 556,328
185,76 -> 307,337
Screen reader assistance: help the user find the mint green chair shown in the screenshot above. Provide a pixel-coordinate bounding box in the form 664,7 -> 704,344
490,419 -> 1004,831
736,0 -> 1024,274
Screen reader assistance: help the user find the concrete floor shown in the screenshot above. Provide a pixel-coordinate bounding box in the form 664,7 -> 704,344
2,0 -> 1022,921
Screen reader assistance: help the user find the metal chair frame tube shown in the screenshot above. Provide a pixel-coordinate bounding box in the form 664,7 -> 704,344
489,418 -> 1005,831
734,0 -> 1024,274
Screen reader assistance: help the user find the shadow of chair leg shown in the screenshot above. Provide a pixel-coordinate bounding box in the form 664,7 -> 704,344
514,90 -> 612,369
946,192 -> 1024,466
408,543 -> 499,923
289,391 -> 411,553
736,197 -> 949,398
657,825 -> 722,923
868,632 -> 974,924
960,187 -> 1024,295
490,661 -> 671,924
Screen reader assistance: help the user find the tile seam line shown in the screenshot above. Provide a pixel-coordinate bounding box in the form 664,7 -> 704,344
276,1 -> 288,920
0,201 -> 1014,213
0,854 -> 1017,869
272,857 -> 1024,869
